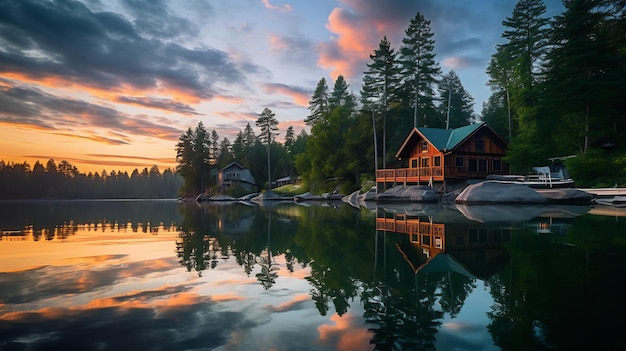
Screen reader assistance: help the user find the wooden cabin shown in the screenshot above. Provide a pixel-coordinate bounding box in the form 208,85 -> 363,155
376,123 -> 508,192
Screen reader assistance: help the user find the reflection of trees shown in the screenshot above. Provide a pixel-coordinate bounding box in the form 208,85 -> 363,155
435,271 -> 476,318
255,211 -> 279,289
485,216 -> 626,351
0,200 -> 182,239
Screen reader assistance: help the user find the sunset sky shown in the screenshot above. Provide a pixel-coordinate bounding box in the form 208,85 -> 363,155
0,0 -> 564,174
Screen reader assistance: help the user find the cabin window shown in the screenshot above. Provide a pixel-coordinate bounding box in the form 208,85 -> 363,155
420,157 -> 430,167
434,156 -> 441,167
478,159 -> 487,172
492,159 -> 502,171
411,159 -> 418,168
421,140 -> 429,152
455,157 -> 464,167
469,159 -> 477,172
475,135 -> 485,152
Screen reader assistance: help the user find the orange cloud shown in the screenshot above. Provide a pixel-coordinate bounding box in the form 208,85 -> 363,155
317,5 -> 407,81
263,293 -> 310,312
3,71 -> 205,106
317,313 -> 372,350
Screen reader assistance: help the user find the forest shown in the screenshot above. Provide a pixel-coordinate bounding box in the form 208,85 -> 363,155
0,159 -> 182,199
176,0 -> 626,196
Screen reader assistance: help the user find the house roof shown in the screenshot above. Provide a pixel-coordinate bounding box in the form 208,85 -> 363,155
219,162 -> 256,185
395,123 -> 504,159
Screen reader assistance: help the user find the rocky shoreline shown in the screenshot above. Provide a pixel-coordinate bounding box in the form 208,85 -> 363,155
190,180 -> 597,207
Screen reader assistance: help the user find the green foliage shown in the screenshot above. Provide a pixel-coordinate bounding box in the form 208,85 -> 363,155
176,122 -> 211,196
566,149 -> 626,187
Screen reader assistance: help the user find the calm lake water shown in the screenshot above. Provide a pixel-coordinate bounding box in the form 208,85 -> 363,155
1,199 -> 625,351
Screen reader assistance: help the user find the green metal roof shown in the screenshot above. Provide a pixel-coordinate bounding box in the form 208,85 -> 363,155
417,123 -> 483,151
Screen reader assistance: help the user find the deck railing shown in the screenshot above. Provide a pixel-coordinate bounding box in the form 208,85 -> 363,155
375,167 -> 444,183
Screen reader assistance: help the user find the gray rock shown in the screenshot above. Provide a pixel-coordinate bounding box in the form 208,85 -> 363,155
455,181 -> 547,204
535,188 -> 593,204
376,185 -> 440,202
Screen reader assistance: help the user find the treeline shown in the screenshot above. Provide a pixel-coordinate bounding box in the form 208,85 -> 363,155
182,0 -> 626,194
0,159 -> 183,199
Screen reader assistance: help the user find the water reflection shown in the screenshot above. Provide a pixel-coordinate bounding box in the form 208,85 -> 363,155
1,199 -> 626,350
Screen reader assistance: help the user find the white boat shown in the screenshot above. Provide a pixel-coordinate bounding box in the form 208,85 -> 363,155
487,166 -> 574,189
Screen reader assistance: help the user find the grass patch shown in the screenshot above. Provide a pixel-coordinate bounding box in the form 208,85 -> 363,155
271,184 -> 307,196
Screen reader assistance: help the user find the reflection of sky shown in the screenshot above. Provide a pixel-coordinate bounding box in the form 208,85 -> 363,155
0,226 -> 374,350
437,280 -> 499,350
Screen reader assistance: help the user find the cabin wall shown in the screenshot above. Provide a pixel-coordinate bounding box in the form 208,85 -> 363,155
444,130 -> 508,179
406,139 -> 444,170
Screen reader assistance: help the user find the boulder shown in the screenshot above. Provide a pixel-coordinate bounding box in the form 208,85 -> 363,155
455,181 -> 546,204
535,188 -> 594,204
376,185 -> 440,202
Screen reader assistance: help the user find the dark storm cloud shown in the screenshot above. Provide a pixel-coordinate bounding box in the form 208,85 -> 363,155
0,0 -> 257,99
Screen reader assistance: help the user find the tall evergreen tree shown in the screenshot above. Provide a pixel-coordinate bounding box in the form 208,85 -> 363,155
486,47 -> 518,142
438,70 -> 475,129
284,126 -> 295,154
305,78 -> 330,125
256,108 -> 280,190
544,0 -> 622,154
361,36 -> 400,169
175,122 -> 211,196
501,0 -> 550,90
329,75 -> 354,110
399,12 -> 442,128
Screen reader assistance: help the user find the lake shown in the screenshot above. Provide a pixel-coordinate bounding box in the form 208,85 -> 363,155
1,199 -> 625,351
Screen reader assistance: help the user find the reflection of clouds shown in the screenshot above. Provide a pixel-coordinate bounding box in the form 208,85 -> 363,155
317,313 -> 373,351
0,290 -> 255,351
0,256 -> 179,305
263,293 -> 310,312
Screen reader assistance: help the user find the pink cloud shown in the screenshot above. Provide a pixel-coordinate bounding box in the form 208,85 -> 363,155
262,0 -> 293,13
442,56 -> 471,69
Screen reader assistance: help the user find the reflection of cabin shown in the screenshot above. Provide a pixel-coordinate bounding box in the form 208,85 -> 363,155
213,162 -> 257,192
376,123 -> 508,192
376,212 -> 512,279
376,214 -> 445,259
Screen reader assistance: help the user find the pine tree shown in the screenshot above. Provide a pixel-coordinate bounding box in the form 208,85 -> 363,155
256,108 -> 280,190
439,70 -> 475,129
284,126 -> 295,153
175,122 -> 211,196
361,36 -> 400,169
305,78 -> 329,125
329,75 -> 354,110
399,12 -> 442,128
501,0 -> 550,90
544,0 -> 622,154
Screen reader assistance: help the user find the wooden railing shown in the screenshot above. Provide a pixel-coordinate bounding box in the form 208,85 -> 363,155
375,167 -> 444,183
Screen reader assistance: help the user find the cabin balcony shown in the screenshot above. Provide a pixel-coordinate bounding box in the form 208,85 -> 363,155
376,167 -> 444,184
